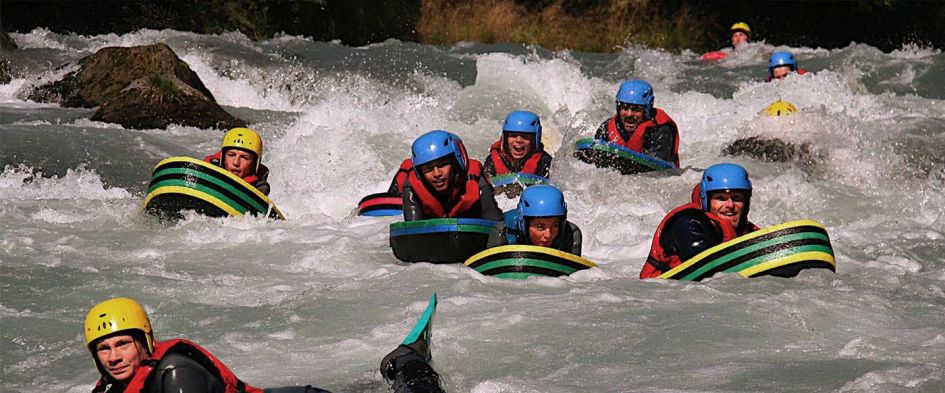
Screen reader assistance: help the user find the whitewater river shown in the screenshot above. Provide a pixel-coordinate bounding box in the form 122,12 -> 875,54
2,29 -> 944,392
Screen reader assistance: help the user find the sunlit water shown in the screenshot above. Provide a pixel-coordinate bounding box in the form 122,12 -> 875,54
2,29 -> 945,392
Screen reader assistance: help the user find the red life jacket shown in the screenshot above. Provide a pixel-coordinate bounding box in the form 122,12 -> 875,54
92,339 -> 263,393
488,140 -> 543,175
407,159 -> 485,218
640,202 -> 759,279
605,108 -> 680,166
392,159 -> 414,195
204,151 -> 260,185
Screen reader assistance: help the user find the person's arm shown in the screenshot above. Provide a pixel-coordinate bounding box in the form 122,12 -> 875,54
401,183 -> 424,221
477,177 -> 502,221
150,353 -> 225,393
254,180 -> 271,196
643,122 -> 677,163
483,154 -> 497,178
667,213 -> 722,262
486,221 -> 509,248
535,152 -> 553,178
568,222 -> 583,256
593,119 -> 609,140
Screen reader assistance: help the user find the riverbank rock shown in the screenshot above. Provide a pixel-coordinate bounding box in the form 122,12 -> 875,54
723,136 -> 820,163
1,29 -> 15,84
0,29 -> 16,50
29,43 -> 243,130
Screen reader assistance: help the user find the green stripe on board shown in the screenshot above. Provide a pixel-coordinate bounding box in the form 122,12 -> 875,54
473,258 -> 579,275
679,244 -> 834,281
671,232 -> 830,280
148,168 -> 266,212
148,181 -> 249,215
494,272 -> 543,279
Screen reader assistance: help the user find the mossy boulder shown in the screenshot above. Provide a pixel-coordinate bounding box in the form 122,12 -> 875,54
29,43 -> 243,129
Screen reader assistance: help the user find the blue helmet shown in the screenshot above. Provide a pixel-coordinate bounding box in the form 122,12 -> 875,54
502,111 -> 542,151
615,80 -> 655,119
411,130 -> 467,172
514,184 -> 567,234
699,163 -> 752,211
768,51 -> 797,74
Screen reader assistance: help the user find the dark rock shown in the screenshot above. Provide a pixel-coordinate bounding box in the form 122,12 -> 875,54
29,43 -> 243,129
0,28 -> 16,50
0,57 -> 11,84
723,136 -> 814,163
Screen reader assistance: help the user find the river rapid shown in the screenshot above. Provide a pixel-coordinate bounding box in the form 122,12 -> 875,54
2,29 -> 945,392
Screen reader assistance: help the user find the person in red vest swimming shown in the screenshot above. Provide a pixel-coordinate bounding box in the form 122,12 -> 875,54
639,163 -> 760,279
204,127 -> 271,195
593,80 -> 679,166
483,110 -> 553,179
767,51 -> 808,81
701,22 -> 751,61
84,297 -> 444,393
401,130 -> 502,221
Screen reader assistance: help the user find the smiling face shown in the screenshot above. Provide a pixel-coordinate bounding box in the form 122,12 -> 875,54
223,149 -> 255,178
708,190 -> 748,227
527,216 -> 562,247
419,156 -> 454,193
504,132 -> 533,160
95,334 -> 148,382
618,102 -> 647,131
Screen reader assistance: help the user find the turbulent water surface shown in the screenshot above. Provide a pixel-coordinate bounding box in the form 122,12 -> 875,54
2,29 -> 945,392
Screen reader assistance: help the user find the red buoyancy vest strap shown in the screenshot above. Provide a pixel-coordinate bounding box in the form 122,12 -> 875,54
119,339 -> 263,393
640,202 -> 744,279
407,159 -> 484,218
394,159 -> 413,194
605,109 -> 679,166
203,151 -> 260,184
488,140 -> 543,175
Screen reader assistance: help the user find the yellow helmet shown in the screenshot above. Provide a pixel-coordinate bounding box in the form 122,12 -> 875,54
763,100 -> 798,117
222,127 -> 264,172
731,22 -> 751,34
85,297 -> 154,354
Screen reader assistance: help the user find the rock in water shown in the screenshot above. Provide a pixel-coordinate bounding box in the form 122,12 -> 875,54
29,43 -> 244,130
723,136 -> 815,163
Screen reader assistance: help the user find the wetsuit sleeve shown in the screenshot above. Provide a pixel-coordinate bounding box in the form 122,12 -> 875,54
150,353 -> 226,393
483,154 -> 497,178
486,221 -> 510,248
536,152 -> 553,178
254,180 -> 271,196
568,221 -> 583,256
666,212 -> 722,262
401,183 -> 424,221
642,122 -> 677,163
387,176 -> 401,195
477,177 -> 502,221
593,120 -> 609,140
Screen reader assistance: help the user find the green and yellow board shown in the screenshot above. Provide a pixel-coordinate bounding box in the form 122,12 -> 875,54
489,172 -> 550,198
143,156 -> 285,220
574,137 -> 677,175
659,219 -> 835,281
465,245 -> 597,279
389,218 -> 496,263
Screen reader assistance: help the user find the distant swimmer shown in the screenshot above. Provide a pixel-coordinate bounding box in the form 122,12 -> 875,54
640,163 -> 760,279
204,127 -> 271,195
767,51 -> 808,81
486,184 -> 582,255
84,297 -> 442,393
401,130 -> 501,221
594,80 -> 680,166
702,22 -> 751,61
483,110 -> 553,179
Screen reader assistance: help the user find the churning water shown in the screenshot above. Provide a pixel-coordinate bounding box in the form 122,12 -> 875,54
2,29 -> 944,392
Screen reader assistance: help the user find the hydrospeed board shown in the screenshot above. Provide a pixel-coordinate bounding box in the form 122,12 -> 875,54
573,138 -> 676,175
389,218 -> 496,263
465,245 -> 597,279
143,156 -> 285,220
659,219 -> 836,281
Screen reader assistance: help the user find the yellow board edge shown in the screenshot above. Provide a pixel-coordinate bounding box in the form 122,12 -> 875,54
464,244 -> 598,269
143,185 -> 243,217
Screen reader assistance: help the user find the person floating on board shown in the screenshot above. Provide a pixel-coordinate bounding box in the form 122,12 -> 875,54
204,127 -> 271,195
639,163 -> 760,279
593,80 -> 680,166
483,110 -> 553,179
767,51 -> 808,81
402,130 -> 502,221
486,184 -> 582,255
84,297 -> 443,393
701,22 -> 751,61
